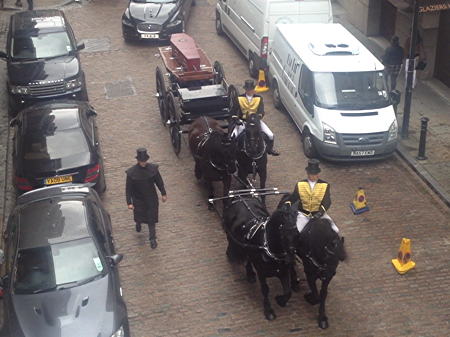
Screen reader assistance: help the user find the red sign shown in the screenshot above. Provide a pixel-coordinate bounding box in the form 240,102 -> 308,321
418,0 -> 450,12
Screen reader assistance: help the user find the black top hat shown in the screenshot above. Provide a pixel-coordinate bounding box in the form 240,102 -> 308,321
243,79 -> 255,90
305,159 -> 321,174
136,148 -> 150,162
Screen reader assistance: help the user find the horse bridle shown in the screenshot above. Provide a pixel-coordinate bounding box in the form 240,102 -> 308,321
242,123 -> 266,161
301,236 -> 341,280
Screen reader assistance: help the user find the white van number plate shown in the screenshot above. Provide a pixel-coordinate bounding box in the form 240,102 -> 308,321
351,150 -> 375,156
141,33 -> 159,39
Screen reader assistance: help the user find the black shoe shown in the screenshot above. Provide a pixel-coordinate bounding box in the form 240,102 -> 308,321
135,223 -> 141,233
150,239 -> 157,249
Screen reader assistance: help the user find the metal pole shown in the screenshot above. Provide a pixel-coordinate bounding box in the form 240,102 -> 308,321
401,0 -> 420,139
416,117 -> 429,160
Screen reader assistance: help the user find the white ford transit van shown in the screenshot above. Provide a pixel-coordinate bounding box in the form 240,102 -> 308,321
269,23 -> 398,161
215,0 -> 332,77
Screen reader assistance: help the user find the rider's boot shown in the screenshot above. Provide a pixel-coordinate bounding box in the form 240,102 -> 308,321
267,139 -> 280,156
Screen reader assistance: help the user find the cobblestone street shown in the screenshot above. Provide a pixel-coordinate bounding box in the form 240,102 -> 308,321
1,1 -> 450,336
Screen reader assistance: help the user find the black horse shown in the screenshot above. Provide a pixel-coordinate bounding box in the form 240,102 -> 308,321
222,195 -> 299,320
234,113 -> 268,190
294,218 -> 347,329
188,116 -> 237,208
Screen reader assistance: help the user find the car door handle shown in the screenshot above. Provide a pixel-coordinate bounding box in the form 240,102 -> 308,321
240,16 -> 255,32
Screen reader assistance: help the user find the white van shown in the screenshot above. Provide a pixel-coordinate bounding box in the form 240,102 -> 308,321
215,0 -> 332,77
268,23 -> 398,161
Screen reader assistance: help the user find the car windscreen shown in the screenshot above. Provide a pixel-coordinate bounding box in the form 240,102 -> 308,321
11,31 -> 73,60
313,71 -> 390,110
23,129 -> 89,162
14,238 -> 105,294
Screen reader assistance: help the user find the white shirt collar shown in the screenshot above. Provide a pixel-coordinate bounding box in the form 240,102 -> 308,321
308,179 -> 317,190
246,94 -> 253,102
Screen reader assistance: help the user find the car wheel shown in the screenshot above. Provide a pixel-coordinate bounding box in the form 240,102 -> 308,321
302,128 -> 318,159
272,80 -> 284,111
248,54 -> 258,78
215,12 -> 224,36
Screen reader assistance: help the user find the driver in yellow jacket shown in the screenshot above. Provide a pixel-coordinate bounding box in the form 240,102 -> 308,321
231,79 -> 279,156
285,159 -> 339,233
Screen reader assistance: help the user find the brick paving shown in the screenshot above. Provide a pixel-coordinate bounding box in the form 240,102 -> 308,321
1,0 -> 450,336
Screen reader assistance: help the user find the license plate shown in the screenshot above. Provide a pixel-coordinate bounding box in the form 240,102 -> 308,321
45,175 -> 73,185
351,150 -> 375,156
141,33 -> 159,39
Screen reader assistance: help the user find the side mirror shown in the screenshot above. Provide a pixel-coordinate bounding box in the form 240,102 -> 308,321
9,118 -> 19,127
76,42 -> 85,51
390,90 -> 401,105
87,109 -> 97,117
109,254 -> 123,266
0,51 -> 7,59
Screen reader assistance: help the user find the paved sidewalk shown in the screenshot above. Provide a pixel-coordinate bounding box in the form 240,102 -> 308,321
333,2 -> 450,208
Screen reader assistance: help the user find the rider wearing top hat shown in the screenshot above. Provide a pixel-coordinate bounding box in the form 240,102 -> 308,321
285,159 -> 339,233
231,79 -> 279,156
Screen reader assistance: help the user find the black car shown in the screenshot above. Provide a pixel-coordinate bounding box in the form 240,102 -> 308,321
10,100 -> 106,194
0,10 -> 87,115
0,185 -> 129,337
122,0 -> 195,41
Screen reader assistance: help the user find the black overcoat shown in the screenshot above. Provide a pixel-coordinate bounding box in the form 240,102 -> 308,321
126,163 -> 166,224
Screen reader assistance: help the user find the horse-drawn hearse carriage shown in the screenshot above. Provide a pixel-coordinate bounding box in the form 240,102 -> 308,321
155,33 -> 238,155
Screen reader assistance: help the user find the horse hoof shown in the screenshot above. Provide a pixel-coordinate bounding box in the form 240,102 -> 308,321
246,274 -> 256,284
304,292 -> 320,305
275,295 -> 287,307
318,317 -> 329,329
264,311 -> 276,321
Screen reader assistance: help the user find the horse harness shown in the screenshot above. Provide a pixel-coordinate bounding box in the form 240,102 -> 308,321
227,197 -> 290,263
195,116 -> 229,173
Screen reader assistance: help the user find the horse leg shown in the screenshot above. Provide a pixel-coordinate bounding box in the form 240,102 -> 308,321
317,278 -> 331,329
304,272 -> 321,305
194,159 -> 202,180
245,260 -> 256,283
258,273 -> 276,320
258,162 -> 267,204
206,179 -> 215,211
275,268 -> 292,307
290,264 -> 301,293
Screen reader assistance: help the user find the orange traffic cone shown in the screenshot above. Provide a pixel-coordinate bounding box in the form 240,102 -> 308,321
392,238 -> 416,274
255,69 -> 269,93
350,187 -> 369,214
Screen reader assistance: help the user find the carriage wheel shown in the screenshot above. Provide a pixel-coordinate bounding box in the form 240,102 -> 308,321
155,66 -> 168,126
213,61 -> 225,85
227,84 -> 239,115
166,91 -> 182,156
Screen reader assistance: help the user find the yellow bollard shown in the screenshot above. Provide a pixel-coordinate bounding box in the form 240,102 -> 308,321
350,187 -> 369,214
254,69 -> 269,93
392,238 -> 416,274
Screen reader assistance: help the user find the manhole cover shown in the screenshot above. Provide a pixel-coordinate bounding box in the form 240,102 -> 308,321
81,38 -> 111,53
105,78 -> 136,99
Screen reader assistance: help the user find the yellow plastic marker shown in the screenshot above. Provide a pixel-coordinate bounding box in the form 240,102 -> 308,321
350,187 -> 369,214
255,69 -> 269,93
392,238 -> 416,274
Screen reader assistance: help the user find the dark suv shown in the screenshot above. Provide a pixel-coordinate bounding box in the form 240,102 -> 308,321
0,185 -> 130,337
0,9 -> 88,115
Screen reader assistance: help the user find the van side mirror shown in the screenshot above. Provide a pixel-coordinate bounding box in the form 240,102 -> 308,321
109,254 -> 123,266
87,109 -> 97,117
0,51 -> 7,59
77,42 -> 85,51
390,90 -> 401,105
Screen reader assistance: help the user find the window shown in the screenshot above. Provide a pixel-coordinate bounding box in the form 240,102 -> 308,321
298,65 -> 314,114
12,31 -> 73,60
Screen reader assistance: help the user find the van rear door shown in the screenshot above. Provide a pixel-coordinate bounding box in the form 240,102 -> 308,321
267,0 -> 332,46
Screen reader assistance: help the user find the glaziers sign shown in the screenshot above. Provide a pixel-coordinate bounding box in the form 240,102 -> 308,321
418,0 -> 450,12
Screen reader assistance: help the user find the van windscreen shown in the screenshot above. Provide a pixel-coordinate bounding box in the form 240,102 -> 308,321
313,71 -> 390,110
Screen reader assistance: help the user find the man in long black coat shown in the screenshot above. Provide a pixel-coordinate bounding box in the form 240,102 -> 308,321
126,148 -> 167,249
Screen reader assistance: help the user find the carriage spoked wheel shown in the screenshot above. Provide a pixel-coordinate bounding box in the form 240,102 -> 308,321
213,61 -> 225,85
166,91 -> 182,156
227,84 -> 239,115
155,66 -> 168,126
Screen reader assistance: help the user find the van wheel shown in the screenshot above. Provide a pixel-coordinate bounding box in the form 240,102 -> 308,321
302,129 -> 318,159
272,81 -> 284,111
215,13 -> 224,36
248,55 -> 258,78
